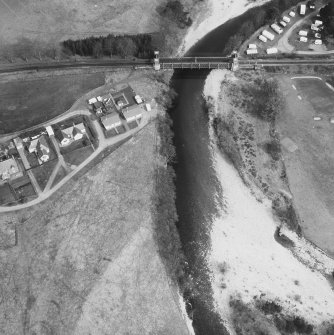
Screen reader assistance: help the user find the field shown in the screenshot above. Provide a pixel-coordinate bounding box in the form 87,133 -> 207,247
278,76 -> 334,256
0,73 -> 104,134
0,0 -> 163,45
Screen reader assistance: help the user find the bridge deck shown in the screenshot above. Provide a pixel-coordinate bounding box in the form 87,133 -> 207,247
160,62 -> 231,69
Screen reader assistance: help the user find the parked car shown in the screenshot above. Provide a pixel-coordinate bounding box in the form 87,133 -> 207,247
315,33 -> 321,38
314,39 -> 322,45
280,21 -> 287,27
289,11 -> 296,17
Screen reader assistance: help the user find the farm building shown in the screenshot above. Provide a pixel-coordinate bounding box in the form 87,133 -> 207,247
100,113 -> 122,130
0,157 -> 22,181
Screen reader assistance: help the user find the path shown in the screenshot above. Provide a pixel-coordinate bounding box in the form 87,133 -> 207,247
277,11 -> 315,53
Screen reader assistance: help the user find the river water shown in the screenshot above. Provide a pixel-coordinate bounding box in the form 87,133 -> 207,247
168,10 -> 255,335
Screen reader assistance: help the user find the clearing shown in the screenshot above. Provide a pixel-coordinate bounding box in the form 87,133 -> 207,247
278,76 -> 334,256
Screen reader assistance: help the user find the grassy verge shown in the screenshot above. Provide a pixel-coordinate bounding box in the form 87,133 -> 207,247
212,70 -> 300,232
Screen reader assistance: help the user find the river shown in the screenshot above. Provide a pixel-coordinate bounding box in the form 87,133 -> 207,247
168,9 -> 256,335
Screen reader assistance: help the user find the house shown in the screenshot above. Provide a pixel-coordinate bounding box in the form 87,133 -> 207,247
27,135 -> 51,163
0,157 -> 22,181
123,106 -> 143,123
92,101 -> 105,115
55,123 -> 86,146
37,136 -> 50,162
101,113 -> 122,130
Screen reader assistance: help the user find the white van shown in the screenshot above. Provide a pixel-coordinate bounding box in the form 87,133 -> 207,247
246,49 -> 258,55
266,47 -> 278,54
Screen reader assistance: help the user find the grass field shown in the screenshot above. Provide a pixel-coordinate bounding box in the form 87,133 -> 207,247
278,76 -> 334,256
0,122 -> 190,335
63,146 -> 94,166
0,183 -> 16,205
0,73 -> 104,134
0,0 -> 163,45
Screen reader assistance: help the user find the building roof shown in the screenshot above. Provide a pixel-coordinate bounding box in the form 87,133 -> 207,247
111,86 -> 137,110
123,106 -> 143,119
101,113 -> 121,129
56,123 -> 85,142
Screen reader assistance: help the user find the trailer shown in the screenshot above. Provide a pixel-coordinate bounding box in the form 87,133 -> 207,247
258,35 -> 268,42
262,30 -> 275,41
271,24 -> 283,34
283,16 -> 291,23
248,44 -> 257,49
300,4 -> 306,15
246,49 -> 258,55
266,47 -> 278,54
298,30 -> 308,36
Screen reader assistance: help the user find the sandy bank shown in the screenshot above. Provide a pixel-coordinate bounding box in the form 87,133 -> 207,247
179,0 -> 270,55
203,70 -> 334,332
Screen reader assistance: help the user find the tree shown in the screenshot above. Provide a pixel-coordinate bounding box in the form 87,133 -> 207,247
92,41 -> 103,58
115,37 -> 137,58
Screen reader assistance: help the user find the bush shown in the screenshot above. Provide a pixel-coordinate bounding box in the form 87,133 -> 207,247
157,0 -> 192,28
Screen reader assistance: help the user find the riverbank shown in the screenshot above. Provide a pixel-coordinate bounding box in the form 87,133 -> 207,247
178,0 -> 270,55
203,69 -> 334,334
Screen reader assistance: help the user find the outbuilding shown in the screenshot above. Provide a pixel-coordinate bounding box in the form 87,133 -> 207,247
122,106 -> 143,123
101,113 -> 122,130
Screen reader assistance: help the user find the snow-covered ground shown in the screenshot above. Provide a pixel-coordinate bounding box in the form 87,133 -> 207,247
203,69 -> 334,331
178,0 -> 270,55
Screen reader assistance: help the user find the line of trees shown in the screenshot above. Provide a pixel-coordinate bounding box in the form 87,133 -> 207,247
320,2 -> 334,38
62,34 -> 154,58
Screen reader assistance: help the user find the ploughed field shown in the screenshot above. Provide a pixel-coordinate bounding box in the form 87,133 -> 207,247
278,76 -> 334,256
0,73 -> 104,134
